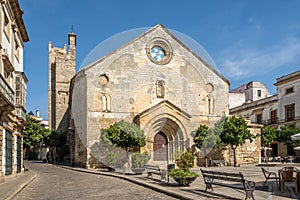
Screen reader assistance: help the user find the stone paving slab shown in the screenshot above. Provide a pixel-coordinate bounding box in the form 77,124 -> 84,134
60,164 -> 300,200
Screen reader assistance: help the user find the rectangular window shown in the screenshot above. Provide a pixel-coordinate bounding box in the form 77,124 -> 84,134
270,110 -> 278,124
285,104 -> 295,122
15,75 -> 26,107
3,12 -> 10,41
256,114 -> 262,124
15,39 -> 20,61
285,87 -> 294,94
15,76 -> 21,105
257,90 -> 261,97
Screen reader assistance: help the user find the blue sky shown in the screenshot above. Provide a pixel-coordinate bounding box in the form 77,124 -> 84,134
20,0 -> 300,119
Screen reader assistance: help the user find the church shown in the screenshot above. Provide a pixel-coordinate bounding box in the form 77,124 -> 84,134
49,24 -> 260,168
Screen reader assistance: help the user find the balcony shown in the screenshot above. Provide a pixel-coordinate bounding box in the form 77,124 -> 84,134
263,118 -> 279,125
2,48 -> 14,73
0,73 -> 14,106
15,107 -> 26,121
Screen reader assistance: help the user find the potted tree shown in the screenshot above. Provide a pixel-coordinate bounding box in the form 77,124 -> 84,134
169,150 -> 198,186
131,151 -> 150,175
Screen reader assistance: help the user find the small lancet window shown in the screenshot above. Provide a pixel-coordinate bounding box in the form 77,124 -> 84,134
102,95 -> 111,112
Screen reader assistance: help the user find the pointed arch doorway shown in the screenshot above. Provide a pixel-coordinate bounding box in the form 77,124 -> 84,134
153,132 -> 168,161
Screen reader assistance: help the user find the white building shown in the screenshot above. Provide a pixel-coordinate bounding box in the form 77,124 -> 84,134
0,0 -> 29,177
230,70 -> 300,157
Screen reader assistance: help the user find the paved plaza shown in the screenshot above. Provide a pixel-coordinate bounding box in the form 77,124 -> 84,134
1,161 -> 300,200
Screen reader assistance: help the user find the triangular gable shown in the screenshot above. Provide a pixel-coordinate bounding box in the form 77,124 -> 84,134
134,100 -> 191,123
79,24 -> 230,85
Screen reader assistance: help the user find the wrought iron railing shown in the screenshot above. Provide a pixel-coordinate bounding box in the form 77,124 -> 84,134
263,118 -> 279,125
251,118 -> 279,125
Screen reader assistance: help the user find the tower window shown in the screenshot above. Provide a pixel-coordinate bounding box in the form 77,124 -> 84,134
257,90 -> 261,97
285,87 -> 294,94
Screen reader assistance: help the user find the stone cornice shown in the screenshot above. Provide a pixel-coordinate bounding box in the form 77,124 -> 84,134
8,0 -> 29,42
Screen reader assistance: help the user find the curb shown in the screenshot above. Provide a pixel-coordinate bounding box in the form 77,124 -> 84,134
58,165 -> 193,200
6,173 -> 37,200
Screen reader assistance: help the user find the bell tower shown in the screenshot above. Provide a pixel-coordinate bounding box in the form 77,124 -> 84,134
48,32 -> 76,132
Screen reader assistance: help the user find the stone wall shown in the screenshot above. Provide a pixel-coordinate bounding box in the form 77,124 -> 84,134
197,122 -> 262,166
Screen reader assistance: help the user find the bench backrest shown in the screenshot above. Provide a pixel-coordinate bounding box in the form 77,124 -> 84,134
201,169 -> 245,183
145,165 -> 160,171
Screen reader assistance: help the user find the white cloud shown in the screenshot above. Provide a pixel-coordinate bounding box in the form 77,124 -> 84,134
218,36 -> 300,80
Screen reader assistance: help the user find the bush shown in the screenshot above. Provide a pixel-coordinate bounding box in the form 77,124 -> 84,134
169,168 -> 198,178
169,150 -> 198,178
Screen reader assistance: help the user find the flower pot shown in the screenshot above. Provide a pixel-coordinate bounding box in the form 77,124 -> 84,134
131,168 -> 145,175
173,176 -> 197,186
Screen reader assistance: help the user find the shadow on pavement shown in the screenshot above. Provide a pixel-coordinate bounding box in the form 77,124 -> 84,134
181,188 -> 241,200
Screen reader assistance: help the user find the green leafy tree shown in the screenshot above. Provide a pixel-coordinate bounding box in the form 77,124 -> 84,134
23,116 -> 51,159
101,120 -> 146,168
192,124 -> 220,167
261,126 -> 278,162
277,126 -> 300,148
44,130 -> 67,163
44,130 -> 66,148
220,116 -> 254,167
23,116 -> 45,150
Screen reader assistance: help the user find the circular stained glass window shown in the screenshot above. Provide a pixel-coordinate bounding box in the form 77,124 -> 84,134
150,46 -> 165,62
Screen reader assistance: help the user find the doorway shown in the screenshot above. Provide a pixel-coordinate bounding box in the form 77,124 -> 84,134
153,132 -> 167,161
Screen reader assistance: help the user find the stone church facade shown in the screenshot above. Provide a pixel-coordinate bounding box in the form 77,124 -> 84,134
70,24 -> 231,167
49,24 -> 261,168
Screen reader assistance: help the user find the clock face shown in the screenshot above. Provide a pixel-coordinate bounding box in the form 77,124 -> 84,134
150,46 -> 165,62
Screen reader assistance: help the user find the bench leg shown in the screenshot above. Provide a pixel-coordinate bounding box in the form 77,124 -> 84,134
147,172 -> 153,178
205,183 -> 213,191
245,189 -> 255,200
160,174 -> 166,182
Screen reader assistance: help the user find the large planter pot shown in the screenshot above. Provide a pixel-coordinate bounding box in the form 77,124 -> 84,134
131,168 -> 145,175
173,176 -> 197,186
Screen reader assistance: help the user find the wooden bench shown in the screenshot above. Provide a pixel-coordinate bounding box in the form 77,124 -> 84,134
144,165 -> 167,181
211,160 -> 228,167
200,169 -> 255,200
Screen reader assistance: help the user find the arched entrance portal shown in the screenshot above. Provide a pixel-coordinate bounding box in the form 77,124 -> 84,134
150,117 -> 188,163
154,132 -> 168,161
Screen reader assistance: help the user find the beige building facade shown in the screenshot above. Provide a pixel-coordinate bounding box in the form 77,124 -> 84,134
0,0 -> 29,178
230,70 -> 300,157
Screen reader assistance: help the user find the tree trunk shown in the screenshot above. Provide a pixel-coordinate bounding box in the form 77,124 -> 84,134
233,146 -> 237,167
125,148 -> 131,169
263,148 -> 268,163
204,149 -> 208,167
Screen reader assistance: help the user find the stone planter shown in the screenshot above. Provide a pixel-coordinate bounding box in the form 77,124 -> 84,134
131,168 -> 145,175
173,176 -> 197,186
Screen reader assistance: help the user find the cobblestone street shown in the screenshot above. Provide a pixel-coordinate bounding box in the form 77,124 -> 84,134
2,161 -> 300,200
13,161 -> 177,200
